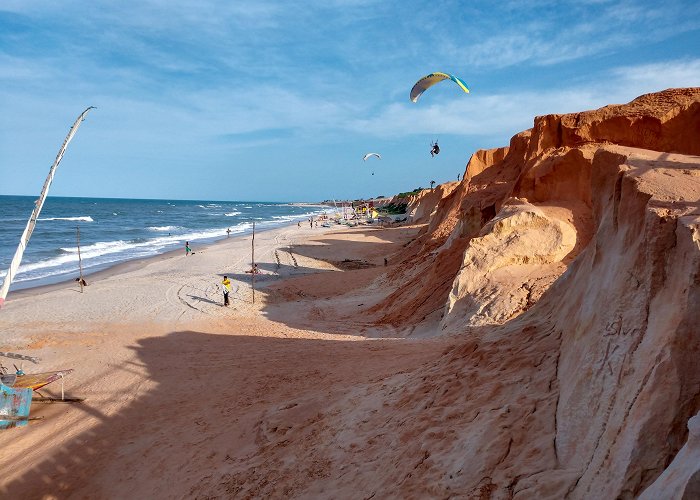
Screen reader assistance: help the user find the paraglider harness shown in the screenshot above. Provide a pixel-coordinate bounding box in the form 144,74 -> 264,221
430,140 -> 440,157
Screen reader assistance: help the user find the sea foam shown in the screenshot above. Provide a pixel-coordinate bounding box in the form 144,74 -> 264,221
38,216 -> 94,222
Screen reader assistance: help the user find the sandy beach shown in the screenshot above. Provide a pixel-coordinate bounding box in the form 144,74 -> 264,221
3,0 -> 700,494
0,221 -> 448,498
2,89 -> 700,498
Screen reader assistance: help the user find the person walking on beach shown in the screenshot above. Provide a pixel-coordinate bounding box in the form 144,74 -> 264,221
185,241 -> 191,256
226,228 -> 231,238
222,275 -> 231,306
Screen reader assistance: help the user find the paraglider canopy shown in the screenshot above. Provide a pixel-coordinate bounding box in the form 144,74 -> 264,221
410,72 -> 470,103
363,152 -> 381,175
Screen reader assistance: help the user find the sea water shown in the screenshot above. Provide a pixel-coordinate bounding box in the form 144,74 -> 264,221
0,195 -> 327,290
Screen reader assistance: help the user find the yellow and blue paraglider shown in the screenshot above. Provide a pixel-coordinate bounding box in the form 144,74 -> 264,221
410,72 -> 470,103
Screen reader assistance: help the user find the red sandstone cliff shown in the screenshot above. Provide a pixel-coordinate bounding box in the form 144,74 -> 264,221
197,89 -> 700,498
359,88 -> 700,497
348,88 -> 700,497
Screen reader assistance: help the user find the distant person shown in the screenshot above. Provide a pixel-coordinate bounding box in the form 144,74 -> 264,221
222,275 -> 231,306
457,173 -> 461,181
297,221 -> 301,228
226,228 -> 231,238
431,142 -> 440,157
185,241 -> 192,256
309,218 -> 313,228
75,277 -> 88,286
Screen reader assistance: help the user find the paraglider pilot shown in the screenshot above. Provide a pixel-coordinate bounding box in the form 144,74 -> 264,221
430,140 -> 440,157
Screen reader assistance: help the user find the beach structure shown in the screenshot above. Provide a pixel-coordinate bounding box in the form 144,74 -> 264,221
76,225 -> 85,292
12,369 -> 75,393
0,381 -> 32,430
342,203 -> 356,221
0,107 -> 94,308
0,351 -> 80,430
352,201 -> 379,220
0,352 -> 39,429
0,373 -> 75,429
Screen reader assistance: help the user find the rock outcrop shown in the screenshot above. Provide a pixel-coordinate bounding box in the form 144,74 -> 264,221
640,412 -> 700,499
444,198 -> 576,328
406,182 -> 460,224
358,88 -> 700,496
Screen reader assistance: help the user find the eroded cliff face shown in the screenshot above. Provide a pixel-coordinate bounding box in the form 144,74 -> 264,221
360,88 -> 700,497
369,89 -> 699,336
444,198 -> 576,328
539,145 -> 699,498
406,182 -> 460,224
216,89 -> 700,498
187,88 -> 700,499
528,88 -> 700,156
365,145 -> 519,331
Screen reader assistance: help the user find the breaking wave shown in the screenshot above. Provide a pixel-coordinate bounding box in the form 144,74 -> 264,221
38,216 -> 94,222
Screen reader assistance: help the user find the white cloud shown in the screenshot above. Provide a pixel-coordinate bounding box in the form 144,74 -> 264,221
442,0 -> 700,69
346,91 -> 600,138
611,59 -> 700,92
344,58 -> 700,140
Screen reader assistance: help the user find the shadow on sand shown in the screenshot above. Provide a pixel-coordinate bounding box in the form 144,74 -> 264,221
1,330 -> 440,498
254,226 -> 419,333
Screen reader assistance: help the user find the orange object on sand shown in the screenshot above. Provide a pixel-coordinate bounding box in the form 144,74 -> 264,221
12,370 -> 74,391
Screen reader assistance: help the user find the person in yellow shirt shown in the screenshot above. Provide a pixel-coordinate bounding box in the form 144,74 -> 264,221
221,275 -> 231,306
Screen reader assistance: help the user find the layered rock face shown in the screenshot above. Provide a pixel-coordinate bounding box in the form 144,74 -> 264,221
444,198 -> 576,327
406,182 -> 460,224
362,88 -> 700,497
371,89 -> 699,336
540,145 -> 699,497
640,413 -> 700,499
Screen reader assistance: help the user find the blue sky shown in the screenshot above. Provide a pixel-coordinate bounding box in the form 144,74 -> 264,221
1,1 -> 699,202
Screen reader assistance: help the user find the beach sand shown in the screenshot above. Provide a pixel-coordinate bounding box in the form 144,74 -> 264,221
0,221 -> 447,498
3,89 -> 700,498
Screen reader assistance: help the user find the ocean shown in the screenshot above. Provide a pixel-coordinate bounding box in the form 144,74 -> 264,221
0,195 -> 327,291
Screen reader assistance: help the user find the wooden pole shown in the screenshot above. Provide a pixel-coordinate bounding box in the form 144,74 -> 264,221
76,225 -> 84,293
251,221 -> 255,304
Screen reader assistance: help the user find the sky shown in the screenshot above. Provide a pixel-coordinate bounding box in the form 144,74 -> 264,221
1,0 -> 699,202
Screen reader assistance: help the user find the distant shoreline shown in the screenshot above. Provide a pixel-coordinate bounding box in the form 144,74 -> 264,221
6,221 -> 298,300
0,196 -> 332,294
0,194 -> 326,205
